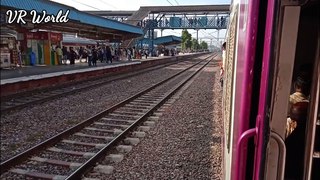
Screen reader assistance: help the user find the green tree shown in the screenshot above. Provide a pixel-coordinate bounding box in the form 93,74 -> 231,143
181,29 -> 192,50
191,38 -> 200,50
200,41 -> 208,50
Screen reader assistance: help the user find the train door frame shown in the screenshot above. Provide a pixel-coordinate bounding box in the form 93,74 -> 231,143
304,33 -> 320,180
265,1 -> 320,179
265,4 -> 301,180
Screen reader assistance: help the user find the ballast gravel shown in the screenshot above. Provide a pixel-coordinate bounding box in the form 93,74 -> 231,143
89,61 -> 223,179
0,58 -> 208,162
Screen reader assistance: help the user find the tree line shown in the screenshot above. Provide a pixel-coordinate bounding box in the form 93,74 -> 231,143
181,29 -> 208,51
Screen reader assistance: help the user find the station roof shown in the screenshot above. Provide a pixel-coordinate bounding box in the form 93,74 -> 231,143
84,11 -> 135,17
1,0 -> 143,41
138,35 -> 182,46
154,35 -> 182,46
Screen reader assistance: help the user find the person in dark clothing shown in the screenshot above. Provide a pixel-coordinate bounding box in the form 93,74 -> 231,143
220,42 -> 226,88
106,46 -> 112,63
144,49 -> 148,59
69,47 -> 77,65
78,46 -> 84,62
99,48 -> 104,63
92,47 -> 98,66
62,46 -> 68,65
284,102 -> 309,180
86,46 -> 92,66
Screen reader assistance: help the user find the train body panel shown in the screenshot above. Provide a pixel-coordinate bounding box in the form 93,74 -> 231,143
223,0 -> 320,179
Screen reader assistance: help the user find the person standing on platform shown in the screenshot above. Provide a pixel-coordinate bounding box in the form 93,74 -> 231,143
127,48 -> 132,61
62,46 -> 68,65
87,46 -> 92,66
121,48 -> 126,61
111,47 -> 115,62
106,46 -> 112,64
92,46 -> 98,66
220,42 -> 226,88
78,46 -> 84,62
69,47 -> 77,65
115,48 -> 118,61
145,49 -> 148,59
55,46 -> 63,65
102,46 -> 107,63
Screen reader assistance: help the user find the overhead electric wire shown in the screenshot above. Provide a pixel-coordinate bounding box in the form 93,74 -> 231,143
166,0 -> 174,6
71,0 -> 102,10
98,0 -> 119,10
173,0 -> 180,5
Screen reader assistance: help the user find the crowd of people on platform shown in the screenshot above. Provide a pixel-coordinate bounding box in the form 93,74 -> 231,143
55,45 -> 178,66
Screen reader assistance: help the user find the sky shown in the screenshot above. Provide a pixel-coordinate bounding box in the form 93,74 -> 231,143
50,0 -> 231,11
50,0 -> 231,46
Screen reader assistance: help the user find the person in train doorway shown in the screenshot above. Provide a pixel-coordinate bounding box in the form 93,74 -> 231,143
55,46 -> 63,65
285,102 -> 309,180
69,47 -> 77,65
286,75 -> 311,137
284,74 -> 311,180
220,42 -> 226,88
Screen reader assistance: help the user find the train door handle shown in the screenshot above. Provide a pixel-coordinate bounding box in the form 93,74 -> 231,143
236,128 -> 257,180
236,129 -> 286,180
270,131 -> 286,180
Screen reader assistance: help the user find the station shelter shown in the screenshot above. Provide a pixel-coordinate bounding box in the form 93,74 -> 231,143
136,35 -> 182,56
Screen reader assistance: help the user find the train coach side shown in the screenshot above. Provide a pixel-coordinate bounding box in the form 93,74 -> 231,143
222,0 -> 320,180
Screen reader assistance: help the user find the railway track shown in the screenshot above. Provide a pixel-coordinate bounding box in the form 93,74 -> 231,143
1,54 -> 212,114
0,54 -> 215,179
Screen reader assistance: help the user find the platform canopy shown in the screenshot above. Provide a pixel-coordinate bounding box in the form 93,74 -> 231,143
137,35 -> 182,46
0,0 -> 143,41
154,35 -> 182,46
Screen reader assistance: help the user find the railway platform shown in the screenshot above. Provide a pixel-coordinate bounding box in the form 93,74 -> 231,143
0,59 -> 140,84
0,53 -> 207,97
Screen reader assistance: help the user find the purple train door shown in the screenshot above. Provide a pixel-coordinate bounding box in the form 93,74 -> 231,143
234,0 -> 277,179
253,0 -> 278,179
232,0 -> 261,179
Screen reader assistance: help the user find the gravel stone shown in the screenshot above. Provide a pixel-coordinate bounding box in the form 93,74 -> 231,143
86,60 -> 223,179
1,60 -> 206,162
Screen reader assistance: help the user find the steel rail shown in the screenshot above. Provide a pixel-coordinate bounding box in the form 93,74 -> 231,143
0,54 -> 214,175
1,54 -> 208,114
66,57 -> 212,179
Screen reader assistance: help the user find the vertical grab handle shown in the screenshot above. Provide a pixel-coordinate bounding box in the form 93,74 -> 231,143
270,131 -> 286,180
236,128 -> 257,180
